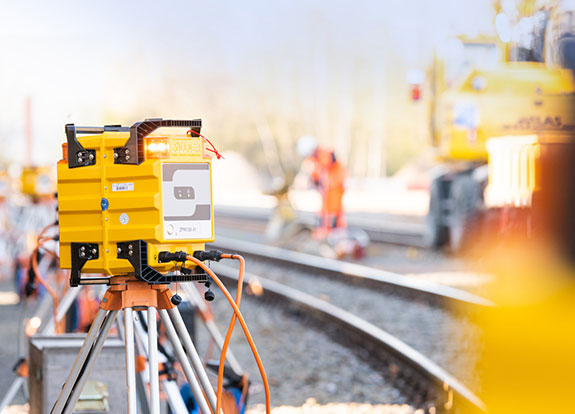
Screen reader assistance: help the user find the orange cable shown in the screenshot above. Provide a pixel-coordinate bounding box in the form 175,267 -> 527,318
31,246 -> 61,333
187,254 -> 271,414
35,222 -> 57,247
217,254 -> 244,414
30,223 -> 62,333
37,222 -> 56,238
39,246 -> 59,259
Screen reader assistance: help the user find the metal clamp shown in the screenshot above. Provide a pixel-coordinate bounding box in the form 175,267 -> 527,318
70,243 -> 99,286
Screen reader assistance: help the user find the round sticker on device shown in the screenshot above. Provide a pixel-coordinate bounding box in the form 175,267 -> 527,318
120,213 -> 129,225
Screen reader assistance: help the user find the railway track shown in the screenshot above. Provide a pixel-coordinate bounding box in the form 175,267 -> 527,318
210,236 -> 492,309
210,264 -> 485,413
207,236 -> 490,413
214,206 -> 426,247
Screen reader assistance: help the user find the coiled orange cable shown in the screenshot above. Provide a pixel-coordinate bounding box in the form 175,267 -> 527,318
186,254 -> 271,414
218,254 -> 245,414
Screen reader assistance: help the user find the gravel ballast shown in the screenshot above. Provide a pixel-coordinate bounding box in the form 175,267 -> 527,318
211,258 -> 482,393
193,286 -> 421,409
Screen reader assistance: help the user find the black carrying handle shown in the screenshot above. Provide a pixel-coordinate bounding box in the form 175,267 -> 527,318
114,118 -> 202,165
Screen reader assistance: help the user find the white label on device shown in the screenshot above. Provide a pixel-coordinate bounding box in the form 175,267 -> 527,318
112,183 -> 134,192
162,163 -> 212,240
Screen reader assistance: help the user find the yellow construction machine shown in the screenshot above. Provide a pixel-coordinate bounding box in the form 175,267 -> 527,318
426,4 -> 575,260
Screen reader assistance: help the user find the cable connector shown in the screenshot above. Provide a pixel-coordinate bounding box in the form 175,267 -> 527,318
158,251 -> 188,263
193,250 -> 223,262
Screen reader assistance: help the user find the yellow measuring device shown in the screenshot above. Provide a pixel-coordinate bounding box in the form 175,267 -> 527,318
57,119 -> 214,286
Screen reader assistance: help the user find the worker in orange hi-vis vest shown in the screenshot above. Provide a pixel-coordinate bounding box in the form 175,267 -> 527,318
302,144 -> 346,238
298,136 -> 347,237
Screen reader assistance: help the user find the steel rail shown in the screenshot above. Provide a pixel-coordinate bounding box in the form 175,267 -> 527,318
210,236 -> 494,309
212,263 -> 486,413
214,206 -> 426,247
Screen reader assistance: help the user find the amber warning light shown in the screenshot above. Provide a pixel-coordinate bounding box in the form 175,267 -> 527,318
146,137 -> 170,159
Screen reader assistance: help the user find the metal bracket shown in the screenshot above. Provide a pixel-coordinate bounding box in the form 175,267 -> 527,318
65,125 -> 96,168
113,118 -> 202,165
65,124 -> 129,168
70,243 -> 99,287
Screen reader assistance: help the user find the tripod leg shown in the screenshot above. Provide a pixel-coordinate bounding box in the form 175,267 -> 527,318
162,378 -> 189,413
118,311 -> 150,413
148,307 -> 160,414
62,310 -> 118,414
124,307 -> 138,414
182,283 -> 243,374
132,314 -> 151,414
51,308 -> 108,414
133,311 -> 187,412
159,309 -> 212,414
168,306 -> 220,412
0,376 -> 25,412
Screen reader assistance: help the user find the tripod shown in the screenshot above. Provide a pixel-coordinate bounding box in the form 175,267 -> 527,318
0,281 -> 87,412
50,276 -> 221,414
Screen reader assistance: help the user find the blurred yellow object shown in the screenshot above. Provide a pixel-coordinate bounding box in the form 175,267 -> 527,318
435,62 -> 575,162
21,166 -> 56,199
476,245 -> 575,413
426,23 -> 575,252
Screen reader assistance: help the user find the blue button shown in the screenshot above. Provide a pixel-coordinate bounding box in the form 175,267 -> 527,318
101,198 -> 109,211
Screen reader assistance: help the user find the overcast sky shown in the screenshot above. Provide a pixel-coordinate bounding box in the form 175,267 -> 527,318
0,0 -> 495,166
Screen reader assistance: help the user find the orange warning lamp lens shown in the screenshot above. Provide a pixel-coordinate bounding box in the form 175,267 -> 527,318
146,137 -> 170,159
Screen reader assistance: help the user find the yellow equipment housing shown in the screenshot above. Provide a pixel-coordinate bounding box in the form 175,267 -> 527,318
57,119 -> 214,286
21,166 -> 56,199
434,62 -> 575,162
